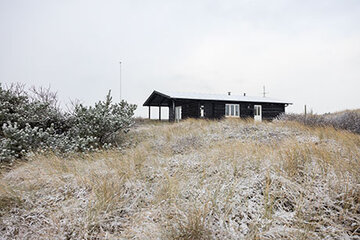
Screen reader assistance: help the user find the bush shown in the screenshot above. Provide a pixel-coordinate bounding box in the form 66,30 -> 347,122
0,84 -> 136,162
277,111 -> 360,134
67,91 -> 136,144
0,84 -> 68,135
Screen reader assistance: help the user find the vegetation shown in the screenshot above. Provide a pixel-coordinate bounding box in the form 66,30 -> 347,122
1,118 -> 359,239
277,110 -> 360,134
0,83 -> 136,163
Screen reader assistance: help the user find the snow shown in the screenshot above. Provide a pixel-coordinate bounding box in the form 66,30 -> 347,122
1,119 -> 359,239
158,90 -> 292,104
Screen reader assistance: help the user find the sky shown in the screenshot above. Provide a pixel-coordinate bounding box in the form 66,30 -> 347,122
1,0 -> 359,118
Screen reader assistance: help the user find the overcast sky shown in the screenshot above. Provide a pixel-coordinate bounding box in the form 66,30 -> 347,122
1,0 -> 359,117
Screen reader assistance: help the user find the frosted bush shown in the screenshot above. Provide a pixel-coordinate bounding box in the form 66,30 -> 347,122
67,91 -> 136,144
0,84 -> 136,162
0,84 -> 68,135
277,111 -> 360,134
327,111 -> 360,134
0,122 -> 54,161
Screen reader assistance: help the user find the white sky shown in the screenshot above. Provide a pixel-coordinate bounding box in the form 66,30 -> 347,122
1,0 -> 359,117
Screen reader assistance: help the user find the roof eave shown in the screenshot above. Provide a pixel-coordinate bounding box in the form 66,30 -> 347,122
143,90 -> 171,106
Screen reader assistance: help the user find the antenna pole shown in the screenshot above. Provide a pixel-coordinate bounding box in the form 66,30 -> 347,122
119,61 -> 122,102
262,85 -> 268,97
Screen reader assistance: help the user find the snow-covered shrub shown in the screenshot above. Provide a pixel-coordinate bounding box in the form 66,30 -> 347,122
277,113 -> 326,126
67,91 -> 136,145
0,122 -> 54,161
277,111 -> 360,134
0,84 -> 68,136
327,111 -> 360,134
0,84 -> 136,162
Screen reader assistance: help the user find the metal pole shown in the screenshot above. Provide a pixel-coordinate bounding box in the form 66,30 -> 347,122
119,61 -> 122,101
263,86 -> 267,98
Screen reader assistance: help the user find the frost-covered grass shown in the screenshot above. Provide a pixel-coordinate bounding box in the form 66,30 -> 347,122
278,109 -> 360,134
1,119 -> 360,239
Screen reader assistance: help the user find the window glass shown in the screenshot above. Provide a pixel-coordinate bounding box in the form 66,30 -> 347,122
255,106 -> 261,116
225,104 -> 240,117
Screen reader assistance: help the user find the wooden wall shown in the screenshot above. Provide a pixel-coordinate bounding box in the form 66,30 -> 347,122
169,103 -> 175,122
261,103 -> 285,120
170,99 -> 286,121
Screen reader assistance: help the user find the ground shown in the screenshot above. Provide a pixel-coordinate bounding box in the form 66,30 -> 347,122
0,119 -> 359,239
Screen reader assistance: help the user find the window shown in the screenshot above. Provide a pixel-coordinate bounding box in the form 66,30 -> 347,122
175,106 -> 182,122
225,104 -> 240,117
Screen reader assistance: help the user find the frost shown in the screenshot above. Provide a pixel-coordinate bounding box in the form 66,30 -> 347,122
1,105 -> 360,239
0,84 -> 136,162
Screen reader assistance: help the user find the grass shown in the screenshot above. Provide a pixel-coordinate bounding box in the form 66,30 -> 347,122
0,118 -> 360,239
277,109 -> 360,134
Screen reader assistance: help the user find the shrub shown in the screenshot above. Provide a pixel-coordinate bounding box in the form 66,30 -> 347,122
67,91 -> 136,145
277,111 -> 360,134
0,84 -> 136,162
0,84 -> 68,135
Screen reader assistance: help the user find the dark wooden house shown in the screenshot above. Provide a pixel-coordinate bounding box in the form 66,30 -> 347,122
143,90 -> 292,122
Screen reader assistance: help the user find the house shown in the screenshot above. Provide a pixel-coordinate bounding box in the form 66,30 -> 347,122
143,90 -> 292,122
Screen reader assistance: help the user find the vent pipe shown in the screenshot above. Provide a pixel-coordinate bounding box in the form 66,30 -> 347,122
228,92 -> 231,96
243,93 -> 246,96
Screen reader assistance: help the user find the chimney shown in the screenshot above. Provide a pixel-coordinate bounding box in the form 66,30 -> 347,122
243,93 -> 246,96
228,92 -> 231,96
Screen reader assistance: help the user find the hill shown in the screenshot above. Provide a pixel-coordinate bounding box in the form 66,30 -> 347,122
1,119 -> 359,239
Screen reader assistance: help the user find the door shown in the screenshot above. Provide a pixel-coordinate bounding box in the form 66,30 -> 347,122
254,105 -> 262,122
175,106 -> 182,122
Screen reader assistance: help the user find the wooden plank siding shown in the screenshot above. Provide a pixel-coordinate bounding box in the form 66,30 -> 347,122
143,91 -> 289,122
168,101 -> 175,122
179,101 -> 199,119
203,102 -> 214,118
174,100 -> 285,121
261,103 -> 285,120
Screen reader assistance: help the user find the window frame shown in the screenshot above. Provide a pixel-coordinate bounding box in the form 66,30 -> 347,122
175,106 -> 182,122
225,104 -> 240,117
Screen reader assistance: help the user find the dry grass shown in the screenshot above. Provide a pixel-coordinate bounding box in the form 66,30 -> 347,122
0,118 -> 360,239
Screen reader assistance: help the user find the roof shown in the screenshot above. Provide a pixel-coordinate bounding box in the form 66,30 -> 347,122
143,90 -> 292,106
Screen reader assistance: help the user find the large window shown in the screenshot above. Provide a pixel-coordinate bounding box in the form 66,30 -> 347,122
225,104 -> 240,117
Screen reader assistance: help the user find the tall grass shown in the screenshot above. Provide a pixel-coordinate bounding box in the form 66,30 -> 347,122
278,109 -> 360,134
0,118 -> 359,239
